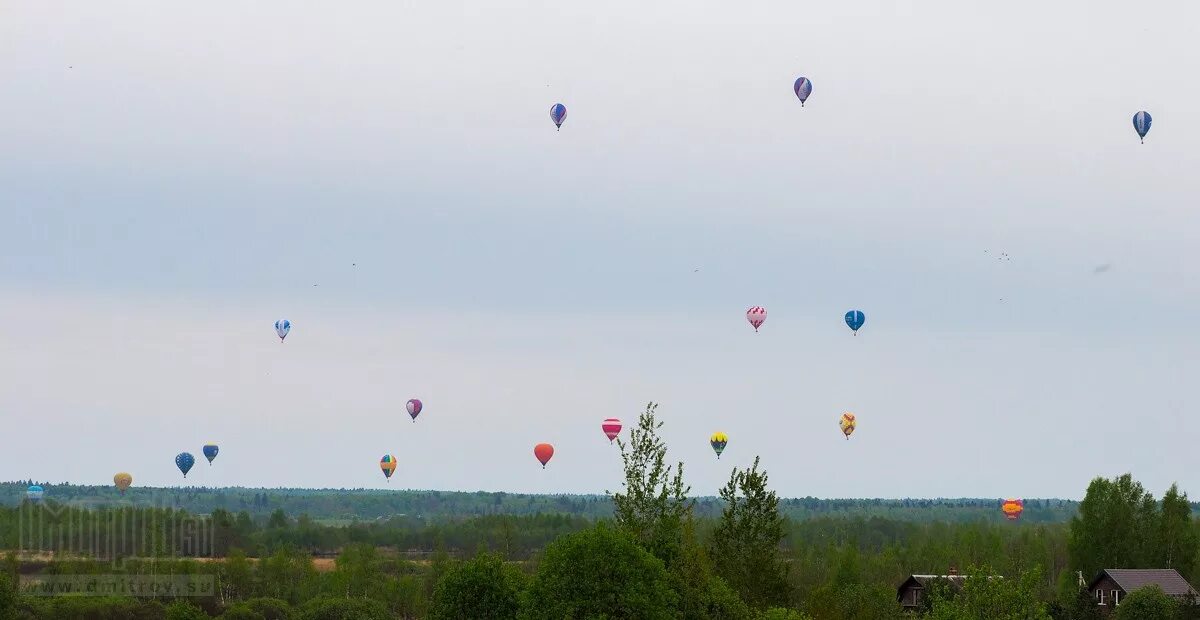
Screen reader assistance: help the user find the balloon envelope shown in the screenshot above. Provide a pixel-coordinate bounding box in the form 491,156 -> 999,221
114,472 -> 133,494
27,485 -> 44,501
534,443 -> 554,468
845,310 -> 866,333
274,319 -> 291,341
839,413 -> 857,439
746,306 -> 767,332
710,432 -> 728,458
550,103 -> 567,129
602,418 -> 622,442
406,399 -> 423,422
202,444 -> 219,464
175,452 -> 195,477
380,454 -> 397,480
1002,498 -> 1025,520
1133,111 -> 1152,142
794,77 -> 812,105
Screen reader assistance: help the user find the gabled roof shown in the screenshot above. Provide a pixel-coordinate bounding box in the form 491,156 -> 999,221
1088,569 -> 1198,598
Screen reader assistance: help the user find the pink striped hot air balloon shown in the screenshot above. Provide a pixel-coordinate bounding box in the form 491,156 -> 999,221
746,306 -> 767,332
602,418 -> 622,443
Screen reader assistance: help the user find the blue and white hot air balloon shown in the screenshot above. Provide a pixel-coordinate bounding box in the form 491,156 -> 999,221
794,77 -> 812,107
1133,111 -> 1152,144
27,485 -> 44,502
550,103 -> 567,130
845,310 -> 866,335
274,319 -> 291,342
175,452 -> 195,478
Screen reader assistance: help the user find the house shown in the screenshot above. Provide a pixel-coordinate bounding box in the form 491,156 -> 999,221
1087,569 -> 1198,612
897,567 -> 1002,611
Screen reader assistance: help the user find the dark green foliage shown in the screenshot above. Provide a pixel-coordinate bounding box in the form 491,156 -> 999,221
221,604 -> 266,619
1114,585 -> 1178,619
428,552 -> 526,620
294,597 -> 391,620
521,523 -> 678,620
756,609 -> 813,620
925,565 -> 1051,620
239,598 -> 291,620
711,456 -> 789,609
164,600 -> 209,620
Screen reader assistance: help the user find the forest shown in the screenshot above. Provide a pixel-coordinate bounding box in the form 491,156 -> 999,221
0,404 -> 1196,619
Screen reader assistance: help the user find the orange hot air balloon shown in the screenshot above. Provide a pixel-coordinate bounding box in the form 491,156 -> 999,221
1002,498 -> 1024,521
534,443 -> 554,469
113,472 -> 133,495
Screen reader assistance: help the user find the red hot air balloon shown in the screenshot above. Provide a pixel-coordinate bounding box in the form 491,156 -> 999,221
1001,498 -> 1024,521
534,443 -> 554,469
602,418 -> 622,443
746,306 -> 767,332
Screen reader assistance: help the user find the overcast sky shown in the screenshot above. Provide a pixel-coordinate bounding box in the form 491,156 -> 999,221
2,1 -> 1199,499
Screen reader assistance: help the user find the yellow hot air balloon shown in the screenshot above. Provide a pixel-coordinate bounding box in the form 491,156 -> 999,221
113,472 -> 133,494
710,432 -> 729,458
839,412 -> 856,440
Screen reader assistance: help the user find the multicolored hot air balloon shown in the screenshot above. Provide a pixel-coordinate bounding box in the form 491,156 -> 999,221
406,399 -> 423,423
839,413 -> 856,440
175,452 -> 195,478
380,454 -> 397,481
746,306 -> 767,332
845,310 -> 865,335
1133,111 -> 1152,144
114,472 -> 132,494
534,443 -> 554,468
27,485 -> 44,502
602,418 -> 622,443
1002,498 -> 1025,521
794,77 -> 812,106
203,444 -> 219,465
550,103 -> 567,131
710,432 -> 728,458
274,319 -> 291,342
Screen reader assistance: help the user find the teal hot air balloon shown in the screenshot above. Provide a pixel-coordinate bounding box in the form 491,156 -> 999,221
27,485 -> 44,502
175,452 -> 195,478
203,444 -> 219,465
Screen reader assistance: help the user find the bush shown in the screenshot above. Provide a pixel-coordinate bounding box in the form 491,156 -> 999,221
295,597 -> 391,620
757,609 -> 813,620
221,603 -> 266,620
429,552 -> 526,620
165,600 -> 209,620
240,598 -> 292,620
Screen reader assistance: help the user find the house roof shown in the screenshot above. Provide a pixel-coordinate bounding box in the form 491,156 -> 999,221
897,574 -> 1001,602
1089,569 -> 1198,598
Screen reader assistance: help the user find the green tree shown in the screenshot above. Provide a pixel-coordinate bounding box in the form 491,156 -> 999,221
1114,585 -> 1179,619
1068,474 -> 1158,579
295,597 -> 391,620
610,402 -> 692,567
240,598 -> 292,620
165,600 -> 209,620
221,604 -> 267,620
710,456 -> 789,609
927,565 -> 1051,620
521,523 -> 678,620
0,572 -> 14,620
428,551 -> 526,620
1158,484 -> 1198,579
331,544 -> 379,598
756,609 -> 813,620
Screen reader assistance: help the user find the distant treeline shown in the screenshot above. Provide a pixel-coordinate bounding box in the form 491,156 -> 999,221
0,482 -> 1080,523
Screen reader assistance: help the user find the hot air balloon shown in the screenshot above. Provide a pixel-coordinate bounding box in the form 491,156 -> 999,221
203,444 -> 219,465
550,103 -> 567,130
845,310 -> 865,335
710,432 -> 728,458
175,452 -> 195,478
602,418 -> 622,443
839,413 -> 856,440
794,77 -> 812,106
27,485 -> 44,502
274,319 -> 291,342
406,399 -> 423,423
1002,498 -> 1025,521
534,443 -> 554,468
746,306 -> 767,332
1133,111 -> 1152,144
114,472 -> 133,494
380,454 -> 397,481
